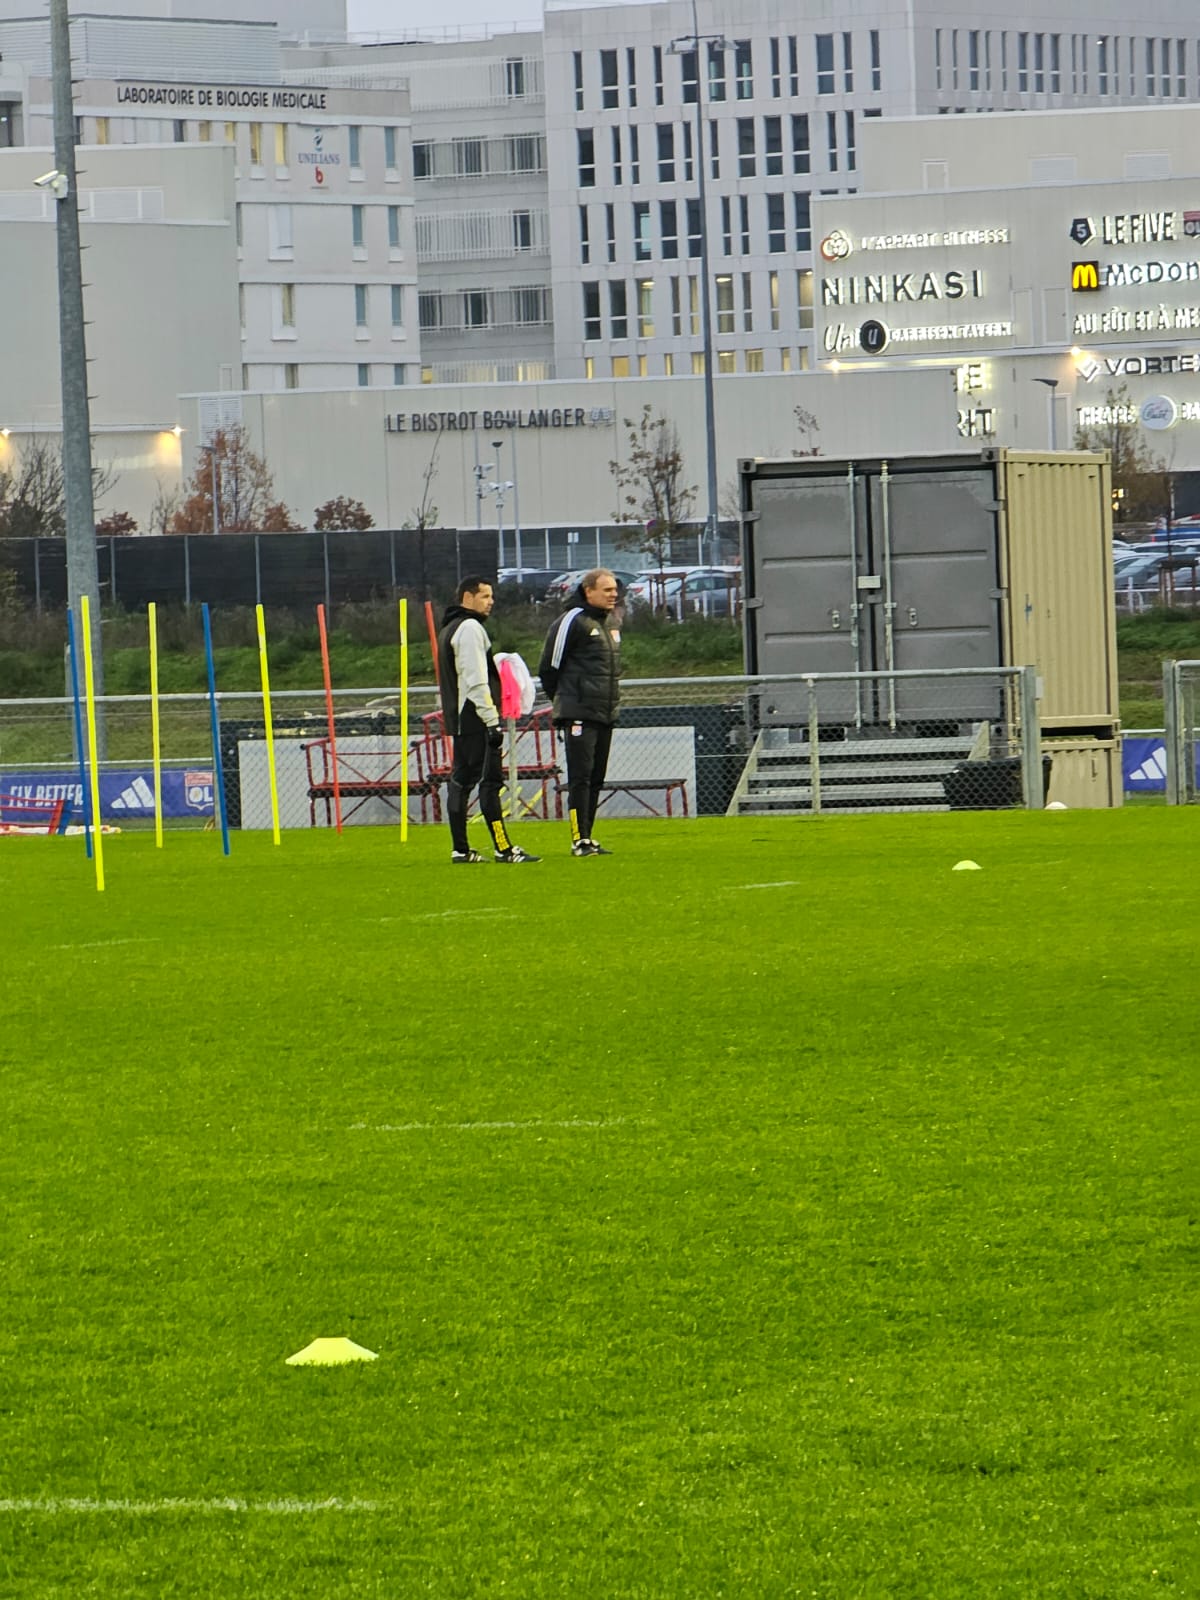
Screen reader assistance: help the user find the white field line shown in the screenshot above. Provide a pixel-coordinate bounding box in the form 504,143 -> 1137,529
366,909 -> 516,923
49,938 -> 157,951
0,1497 -> 384,1516
732,881 -> 804,890
350,1117 -> 634,1133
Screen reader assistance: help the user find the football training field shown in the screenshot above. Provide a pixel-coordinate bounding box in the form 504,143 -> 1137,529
1,812 -> 1191,1597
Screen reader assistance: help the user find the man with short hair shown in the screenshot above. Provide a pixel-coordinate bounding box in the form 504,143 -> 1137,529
538,568 -> 622,856
437,577 -> 539,864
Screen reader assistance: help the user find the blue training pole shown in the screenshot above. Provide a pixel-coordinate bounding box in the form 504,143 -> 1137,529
65,607 -> 93,858
201,603 -> 231,856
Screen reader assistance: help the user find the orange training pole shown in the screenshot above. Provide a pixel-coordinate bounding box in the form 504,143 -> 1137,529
424,600 -> 440,687
316,603 -> 343,833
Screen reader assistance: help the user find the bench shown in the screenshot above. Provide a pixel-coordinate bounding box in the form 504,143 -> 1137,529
555,777 -> 690,818
422,708 -> 562,822
303,740 -> 443,827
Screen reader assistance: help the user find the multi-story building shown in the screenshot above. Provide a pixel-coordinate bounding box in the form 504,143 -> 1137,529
542,0 -> 1200,383
1,9 -> 419,393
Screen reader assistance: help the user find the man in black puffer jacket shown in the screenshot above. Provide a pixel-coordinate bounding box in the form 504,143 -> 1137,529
538,569 -> 622,857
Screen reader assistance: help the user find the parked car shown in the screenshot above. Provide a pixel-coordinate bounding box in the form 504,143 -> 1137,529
495,567 -> 562,602
543,568 -> 641,604
626,566 -> 743,619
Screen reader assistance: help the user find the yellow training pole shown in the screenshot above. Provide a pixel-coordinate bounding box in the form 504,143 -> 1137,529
256,603 -> 282,845
79,594 -> 105,892
148,602 -> 163,848
399,597 -> 409,842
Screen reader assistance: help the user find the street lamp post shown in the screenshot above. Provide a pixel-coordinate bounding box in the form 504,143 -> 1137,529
491,439 -> 505,568
1033,377 -> 1059,450
670,2 -> 727,568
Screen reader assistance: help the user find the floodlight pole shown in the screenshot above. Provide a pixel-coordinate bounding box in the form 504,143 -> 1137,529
50,0 -> 105,744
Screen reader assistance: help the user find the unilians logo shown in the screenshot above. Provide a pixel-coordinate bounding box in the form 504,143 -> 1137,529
1071,261 -> 1100,291
820,230 -> 852,262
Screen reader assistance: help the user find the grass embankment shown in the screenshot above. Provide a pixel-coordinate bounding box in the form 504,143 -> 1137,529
2,604 -> 1199,725
0,813 -> 1193,1596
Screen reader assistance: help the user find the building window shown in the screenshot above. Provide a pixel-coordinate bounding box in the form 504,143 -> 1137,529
746,348 -> 764,373
637,278 -> 654,337
173,119 -> 186,143
707,40 -> 727,102
816,34 -> 834,94
505,57 -> 527,98
827,112 -> 839,172
508,134 -> 541,174
249,122 -> 263,166
740,195 -> 750,254
1145,37 -> 1156,95
1050,33 -> 1062,91
681,47 -> 698,104
682,120 -> 694,180
455,138 -> 484,176
1018,33 -> 1029,92
741,271 -> 753,330
349,125 -> 362,168
352,204 -> 365,250
391,285 -> 404,329
969,31 -> 980,90
737,117 -> 756,177
792,113 -> 810,173
601,48 -> 618,108
393,364 -> 406,385
583,281 -> 601,340
692,352 -> 705,375
609,280 -> 628,339
764,115 -> 782,175
715,274 -> 734,334
574,50 -> 584,110
464,290 -> 489,328
689,276 -> 700,336
628,125 -> 641,183
769,269 -> 780,330
358,363 -> 370,387
842,31 -> 853,90
579,205 -> 590,264
235,203 -> 243,249
670,275 -> 681,335
1034,32 -> 1045,93
797,268 -> 813,328
268,204 -> 294,258
384,126 -> 398,172
654,45 -> 664,105
657,123 -> 674,182
578,129 -> 595,187
606,203 -> 616,262
514,286 -> 548,324
870,29 -> 881,90
780,347 -> 792,371
281,283 -> 296,328
355,284 -> 368,327
788,35 -> 799,94
388,206 -> 401,250
95,116 -> 110,145
285,363 -> 299,390
767,193 -> 785,253
612,356 -> 630,378
845,111 -> 856,172
734,39 -> 753,98
418,292 -> 441,331
413,141 -> 431,180
721,196 -> 732,254
769,37 -> 781,96
626,47 -> 638,105
686,198 -> 701,257
717,350 -> 736,374
664,353 -> 674,376
274,123 -> 287,166
660,200 -> 678,259
633,201 -> 651,261
794,192 -> 811,251
709,120 -> 719,179
612,126 -> 623,185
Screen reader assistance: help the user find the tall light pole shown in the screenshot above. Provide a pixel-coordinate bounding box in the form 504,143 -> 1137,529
1033,377 -> 1059,450
491,438 -> 505,568
670,3 -> 727,568
49,0 -> 104,726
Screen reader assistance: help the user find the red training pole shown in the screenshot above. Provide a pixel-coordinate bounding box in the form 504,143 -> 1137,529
424,600 -> 440,687
316,603 -> 343,834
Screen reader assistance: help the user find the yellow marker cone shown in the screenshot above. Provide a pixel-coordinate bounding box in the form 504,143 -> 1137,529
952,860 -> 982,872
286,1337 -> 378,1367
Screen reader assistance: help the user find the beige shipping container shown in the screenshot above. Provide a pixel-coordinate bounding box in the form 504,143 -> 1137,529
998,450 -> 1118,734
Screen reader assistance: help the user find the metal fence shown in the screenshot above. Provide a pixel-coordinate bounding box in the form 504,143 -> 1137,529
1163,659 -> 1200,805
0,667 -> 1044,838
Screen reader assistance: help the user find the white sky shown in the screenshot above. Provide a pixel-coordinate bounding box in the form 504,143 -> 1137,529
347,0 -> 545,34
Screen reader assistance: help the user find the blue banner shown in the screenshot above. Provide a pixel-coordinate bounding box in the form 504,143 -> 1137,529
0,768 -> 214,822
1122,736 -> 1200,793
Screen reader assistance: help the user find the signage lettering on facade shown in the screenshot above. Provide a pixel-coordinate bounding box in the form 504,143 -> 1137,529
1073,304 -> 1200,335
1072,261 -> 1100,291
856,228 -> 1008,251
1078,351 -> 1200,379
115,83 -> 329,111
385,407 -> 615,434
1078,398 -> 1200,428
821,268 -> 984,307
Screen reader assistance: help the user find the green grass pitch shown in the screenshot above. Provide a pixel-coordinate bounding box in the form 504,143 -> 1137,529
0,811 -> 1193,1598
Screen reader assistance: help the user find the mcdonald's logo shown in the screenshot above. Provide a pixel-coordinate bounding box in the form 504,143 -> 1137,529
1071,261 -> 1100,291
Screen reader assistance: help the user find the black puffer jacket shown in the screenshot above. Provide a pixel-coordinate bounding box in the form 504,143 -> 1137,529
538,586 -> 622,725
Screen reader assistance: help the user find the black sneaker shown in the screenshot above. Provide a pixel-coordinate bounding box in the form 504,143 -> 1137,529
571,839 -> 608,857
451,849 -> 487,864
495,846 -> 541,864
585,839 -> 613,855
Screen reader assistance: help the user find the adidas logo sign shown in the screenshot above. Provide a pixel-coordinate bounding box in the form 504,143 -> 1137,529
1129,747 -> 1167,782
111,775 -> 156,811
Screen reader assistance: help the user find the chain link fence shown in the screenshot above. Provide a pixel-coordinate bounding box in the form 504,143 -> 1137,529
1163,659 -> 1200,805
0,666 -> 1046,836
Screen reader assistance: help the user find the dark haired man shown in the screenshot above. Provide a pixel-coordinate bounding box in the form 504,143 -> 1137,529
538,568 -> 621,857
437,577 -> 539,864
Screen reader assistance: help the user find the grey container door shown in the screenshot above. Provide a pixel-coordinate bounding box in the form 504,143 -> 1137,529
750,472 -> 865,724
865,466 -> 1003,722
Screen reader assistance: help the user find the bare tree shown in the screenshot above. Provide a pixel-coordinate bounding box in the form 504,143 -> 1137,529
610,405 -> 697,583
148,478 -> 182,537
172,425 -> 300,533
402,435 -> 442,532
1074,384 -> 1167,525
793,405 -> 821,458
0,437 -> 117,537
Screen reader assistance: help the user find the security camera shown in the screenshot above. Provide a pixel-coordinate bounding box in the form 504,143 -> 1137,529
33,170 -> 68,199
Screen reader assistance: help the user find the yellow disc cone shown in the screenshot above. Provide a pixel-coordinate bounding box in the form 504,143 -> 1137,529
952,860 -> 982,872
286,1337 -> 378,1366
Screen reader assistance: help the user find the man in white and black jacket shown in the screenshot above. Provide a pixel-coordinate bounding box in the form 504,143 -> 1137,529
437,577 -> 539,864
538,568 -> 622,857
